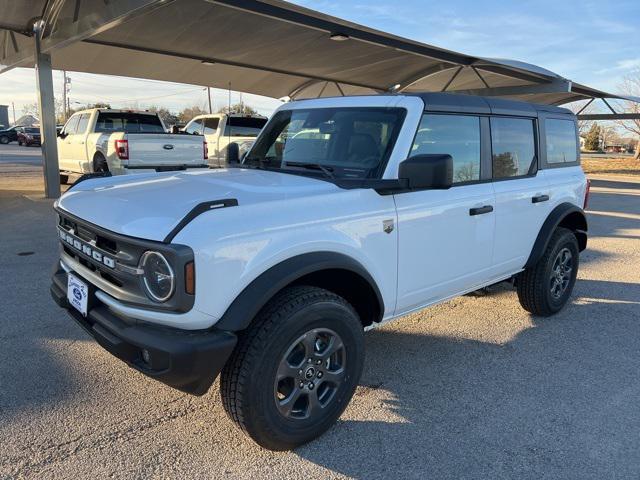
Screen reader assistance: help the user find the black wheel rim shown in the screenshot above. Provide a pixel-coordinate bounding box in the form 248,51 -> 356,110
274,328 -> 346,420
550,247 -> 573,299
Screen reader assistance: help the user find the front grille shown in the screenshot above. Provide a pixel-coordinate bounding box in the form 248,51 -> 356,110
55,208 -> 195,313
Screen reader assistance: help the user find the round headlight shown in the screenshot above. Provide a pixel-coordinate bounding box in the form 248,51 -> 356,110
140,251 -> 175,302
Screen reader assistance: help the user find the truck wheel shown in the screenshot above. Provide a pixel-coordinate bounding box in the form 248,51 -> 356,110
220,286 -> 365,450
59,174 -> 69,185
517,227 -> 579,316
0,135 -> 8,144
93,154 -> 109,173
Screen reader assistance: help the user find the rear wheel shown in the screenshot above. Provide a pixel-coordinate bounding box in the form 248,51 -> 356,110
59,174 -> 69,185
0,135 -> 9,145
92,153 -> 109,173
220,286 -> 364,450
517,227 -> 579,316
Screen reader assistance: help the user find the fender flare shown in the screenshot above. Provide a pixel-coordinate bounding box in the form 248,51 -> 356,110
214,251 -> 384,332
525,203 -> 588,268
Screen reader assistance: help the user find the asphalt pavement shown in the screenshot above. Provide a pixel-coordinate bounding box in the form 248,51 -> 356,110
0,173 -> 639,479
0,143 -> 43,166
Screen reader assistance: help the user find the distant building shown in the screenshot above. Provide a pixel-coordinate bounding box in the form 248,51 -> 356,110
14,114 -> 39,127
0,105 -> 8,129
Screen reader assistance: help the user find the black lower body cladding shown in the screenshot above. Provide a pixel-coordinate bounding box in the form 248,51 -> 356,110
51,267 -> 237,395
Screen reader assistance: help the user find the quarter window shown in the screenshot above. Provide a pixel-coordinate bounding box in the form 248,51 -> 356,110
411,114 -> 481,184
546,119 -> 578,164
491,117 -> 536,179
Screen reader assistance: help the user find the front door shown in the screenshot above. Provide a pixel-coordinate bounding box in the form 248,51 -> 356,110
57,113 -> 81,172
394,113 -> 496,314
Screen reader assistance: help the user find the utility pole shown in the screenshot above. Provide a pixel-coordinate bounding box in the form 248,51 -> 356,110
63,71 -> 71,121
207,87 -> 212,114
11,102 -> 15,124
239,92 -> 243,114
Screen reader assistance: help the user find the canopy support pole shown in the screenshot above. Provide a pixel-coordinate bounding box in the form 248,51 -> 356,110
34,20 -> 60,199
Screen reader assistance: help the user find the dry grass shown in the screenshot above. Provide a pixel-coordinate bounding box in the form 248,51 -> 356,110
581,155 -> 640,176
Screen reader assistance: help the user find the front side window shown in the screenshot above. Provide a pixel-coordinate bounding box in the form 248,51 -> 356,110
76,114 -> 90,134
63,114 -> 81,135
203,117 -> 219,135
184,118 -> 203,135
411,114 -> 481,184
223,117 -> 267,137
245,107 -> 405,179
491,117 -> 536,179
94,113 -> 164,133
546,119 -> 578,164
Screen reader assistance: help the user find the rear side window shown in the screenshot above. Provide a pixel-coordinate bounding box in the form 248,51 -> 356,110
491,117 -> 536,179
95,112 -> 164,133
546,119 -> 578,164
411,114 -> 481,184
223,117 -> 267,137
203,117 -> 219,134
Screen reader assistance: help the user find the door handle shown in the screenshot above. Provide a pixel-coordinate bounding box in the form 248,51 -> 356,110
532,194 -> 549,203
469,205 -> 494,216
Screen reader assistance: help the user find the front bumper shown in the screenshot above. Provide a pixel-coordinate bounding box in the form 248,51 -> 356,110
51,267 -> 237,395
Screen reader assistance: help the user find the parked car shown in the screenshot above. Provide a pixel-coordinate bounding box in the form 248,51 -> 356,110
0,126 -> 20,144
182,113 -> 267,167
56,109 -> 208,184
51,92 -> 588,450
17,127 -> 42,146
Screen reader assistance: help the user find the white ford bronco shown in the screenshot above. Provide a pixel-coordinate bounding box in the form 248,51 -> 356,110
51,93 -> 589,450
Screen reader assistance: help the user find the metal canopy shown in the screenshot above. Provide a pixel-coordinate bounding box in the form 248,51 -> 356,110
2,0 -> 639,110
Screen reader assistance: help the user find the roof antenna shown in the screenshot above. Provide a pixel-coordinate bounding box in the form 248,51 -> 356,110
388,84 -> 401,94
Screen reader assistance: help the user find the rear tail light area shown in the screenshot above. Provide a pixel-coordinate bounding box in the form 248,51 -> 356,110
115,139 -> 129,160
203,140 -> 208,160
584,179 -> 591,210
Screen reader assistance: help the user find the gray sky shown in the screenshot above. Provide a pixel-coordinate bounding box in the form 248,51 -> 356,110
1,0 -> 638,120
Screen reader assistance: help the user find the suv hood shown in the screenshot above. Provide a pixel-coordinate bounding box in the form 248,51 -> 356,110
57,168 -> 339,242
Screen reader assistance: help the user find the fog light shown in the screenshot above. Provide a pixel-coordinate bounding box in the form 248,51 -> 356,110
142,349 -> 151,365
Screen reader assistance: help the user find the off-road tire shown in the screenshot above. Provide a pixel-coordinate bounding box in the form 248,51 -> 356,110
517,227 -> 579,316
220,286 -> 365,450
92,153 -> 109,173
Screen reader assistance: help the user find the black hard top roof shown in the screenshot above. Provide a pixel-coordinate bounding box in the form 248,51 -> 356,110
409,92 -> 573,117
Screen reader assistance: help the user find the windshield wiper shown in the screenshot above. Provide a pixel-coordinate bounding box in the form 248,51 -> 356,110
284,161 -> 335,179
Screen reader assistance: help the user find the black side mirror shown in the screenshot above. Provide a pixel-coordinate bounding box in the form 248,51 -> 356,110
399,154 -> 453,190
227,142 -> 240,164
171,125 -> 181,134
57,131 -> 66,139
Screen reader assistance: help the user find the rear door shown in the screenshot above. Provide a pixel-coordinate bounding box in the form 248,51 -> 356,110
394,113 -> 496,314
490,115 -> 553,277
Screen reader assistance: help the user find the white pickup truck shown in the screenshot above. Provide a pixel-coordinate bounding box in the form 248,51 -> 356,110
182,113 -> 267,168
57,109 -> 207,183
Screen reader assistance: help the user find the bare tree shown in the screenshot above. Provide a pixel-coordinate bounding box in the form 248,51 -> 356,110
566,101 -> 592,136
218,103 -> 258,115
615,69 -> 640,160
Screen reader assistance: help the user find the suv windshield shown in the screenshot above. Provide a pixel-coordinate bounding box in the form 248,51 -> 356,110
244,107 -> 405,179
223,117 -> 267,137
95,112 -> 165,133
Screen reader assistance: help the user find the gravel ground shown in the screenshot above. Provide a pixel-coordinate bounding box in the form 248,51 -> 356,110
0,173 -> 638,479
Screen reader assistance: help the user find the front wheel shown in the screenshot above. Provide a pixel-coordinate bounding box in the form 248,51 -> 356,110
220,286 -> 365,450
517,227 -> 579,316
0,136 -> 9,145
